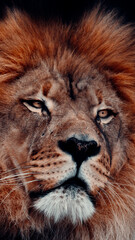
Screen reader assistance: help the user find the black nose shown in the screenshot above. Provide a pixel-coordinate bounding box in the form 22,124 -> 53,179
58,137 -> 100,167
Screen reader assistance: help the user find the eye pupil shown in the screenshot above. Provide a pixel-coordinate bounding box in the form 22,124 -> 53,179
99,110 -> 108,118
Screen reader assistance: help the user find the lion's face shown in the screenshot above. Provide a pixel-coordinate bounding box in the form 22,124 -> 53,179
0,8 -> 135,240
1,55 -> 126,224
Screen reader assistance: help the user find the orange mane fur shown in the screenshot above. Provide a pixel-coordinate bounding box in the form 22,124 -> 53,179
0,7 -> 135,240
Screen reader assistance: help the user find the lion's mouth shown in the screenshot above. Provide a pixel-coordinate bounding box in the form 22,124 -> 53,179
29,177 -> 96,205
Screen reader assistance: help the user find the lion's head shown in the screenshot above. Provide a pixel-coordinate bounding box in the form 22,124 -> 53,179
0,7 -> 135,240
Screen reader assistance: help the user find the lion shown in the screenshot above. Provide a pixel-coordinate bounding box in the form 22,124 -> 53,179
0,6 -> 135,240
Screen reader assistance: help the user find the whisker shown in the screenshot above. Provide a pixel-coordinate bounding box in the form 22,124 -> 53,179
24,179 -> 41,184
96,189 -> 107,206
98,186 -> 116,214
0,171 -> 33,182
0,179 -> 41,206
0,185 -> 22,206
0,162 -> 31,176
0,179 -> 40,187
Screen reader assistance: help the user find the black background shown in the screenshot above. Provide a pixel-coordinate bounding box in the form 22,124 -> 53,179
0,0 -> 134,24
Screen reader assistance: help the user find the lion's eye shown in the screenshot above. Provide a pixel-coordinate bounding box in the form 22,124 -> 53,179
25,100 -> 44,109
97,109 -> 113,119
22,99 -> 50,116
96,109 -> 116,124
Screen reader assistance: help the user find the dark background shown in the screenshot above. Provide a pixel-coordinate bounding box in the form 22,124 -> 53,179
0,0 -> 134,23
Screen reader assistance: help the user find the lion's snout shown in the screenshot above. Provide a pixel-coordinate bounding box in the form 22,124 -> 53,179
58,136 -> 101,168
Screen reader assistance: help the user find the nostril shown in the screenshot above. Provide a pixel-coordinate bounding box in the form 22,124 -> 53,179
58,139 -> 73,157
84,140 -> 100,156
58,137 -> 100,164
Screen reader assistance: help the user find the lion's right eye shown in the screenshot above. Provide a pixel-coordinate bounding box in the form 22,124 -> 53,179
22,99 -> 51,116
23,100 -> 44,109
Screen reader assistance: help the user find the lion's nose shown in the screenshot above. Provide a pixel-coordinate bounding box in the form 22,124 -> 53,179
58,137 -> 100,167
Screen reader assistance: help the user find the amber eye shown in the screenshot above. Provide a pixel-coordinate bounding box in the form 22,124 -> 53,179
24,100 -> 44,109
98,109 -> 109,118
97,109 -> 115,119
21,99 -> 51,116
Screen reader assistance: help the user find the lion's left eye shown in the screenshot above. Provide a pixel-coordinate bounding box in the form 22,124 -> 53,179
97,109 -> 114,119
96,109 -> 117,124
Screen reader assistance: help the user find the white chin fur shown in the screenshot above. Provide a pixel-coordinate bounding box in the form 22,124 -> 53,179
34,187 -> 95,224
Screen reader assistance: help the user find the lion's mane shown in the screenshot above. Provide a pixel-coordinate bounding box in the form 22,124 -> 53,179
0,7 -> 135,240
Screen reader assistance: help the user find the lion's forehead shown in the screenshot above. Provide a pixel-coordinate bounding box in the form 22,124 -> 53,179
8,60 -> 120,111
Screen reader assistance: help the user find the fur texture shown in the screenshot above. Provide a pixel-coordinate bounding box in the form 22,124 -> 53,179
0,7 -> 135,240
